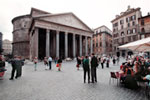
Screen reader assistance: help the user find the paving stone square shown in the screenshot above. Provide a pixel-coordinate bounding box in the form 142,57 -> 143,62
0,58 -> 149,100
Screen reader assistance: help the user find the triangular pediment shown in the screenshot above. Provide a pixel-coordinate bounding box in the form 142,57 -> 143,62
30,8 -> 51,17
35,13 -> 92,32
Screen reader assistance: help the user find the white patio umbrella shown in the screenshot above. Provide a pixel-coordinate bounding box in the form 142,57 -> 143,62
119,37 -> 150,52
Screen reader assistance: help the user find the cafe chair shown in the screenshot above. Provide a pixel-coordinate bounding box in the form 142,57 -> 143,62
109,72 -> 119,86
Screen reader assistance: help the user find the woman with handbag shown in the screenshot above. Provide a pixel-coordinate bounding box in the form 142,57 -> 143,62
57,57 -> 62,71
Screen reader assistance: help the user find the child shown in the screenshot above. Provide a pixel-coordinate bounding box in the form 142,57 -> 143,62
34,57 -> 38,71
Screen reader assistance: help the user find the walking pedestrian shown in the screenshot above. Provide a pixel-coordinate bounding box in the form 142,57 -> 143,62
57,57 -> 62,71
83,56 -> 90,83
106,56 -> 110,68
112,56 -> 116,65
100,57 -> 104,69
76,56 -> 81,70
9,55 -> 18,80
16,56 -> 24,78
44,57 -> 48,70
34,57 -> 38,71
91,53 -> 98,83
48,56 -> 52,70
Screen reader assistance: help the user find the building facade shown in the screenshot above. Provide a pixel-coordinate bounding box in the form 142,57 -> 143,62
12,8 -> 94,60
2,39 -> 12,55
93,25 -> 112,56
111,6 -> 142,56
138,13 -> 150,39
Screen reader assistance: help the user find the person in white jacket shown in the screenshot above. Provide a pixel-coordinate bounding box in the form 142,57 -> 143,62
48,56 -> 52,70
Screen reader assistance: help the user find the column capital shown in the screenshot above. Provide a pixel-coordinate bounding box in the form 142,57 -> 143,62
46,29 -> 50,33
64,31 -> 68,34
56,30 -> 59,34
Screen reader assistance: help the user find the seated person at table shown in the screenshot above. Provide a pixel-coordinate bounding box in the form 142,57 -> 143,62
133,61 -> 139,74
133,61 -> 143,81
120,62 -> 126,70
124,65 -> 138,89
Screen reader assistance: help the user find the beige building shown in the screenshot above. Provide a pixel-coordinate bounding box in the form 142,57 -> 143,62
93,25 -> 112,56
12,8 -> 94,60
138,13 -> 150,39
111,6 -> 142,56
2,39 -> 12,55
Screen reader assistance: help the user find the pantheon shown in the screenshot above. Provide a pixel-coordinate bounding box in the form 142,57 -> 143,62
12,8 -> 93,60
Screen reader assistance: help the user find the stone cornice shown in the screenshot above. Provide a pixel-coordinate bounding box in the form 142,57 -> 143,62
35,18 -> 94,33
12,41 -> 29,44
93,31 -> 112,37
33,19 -> 93,37
12,15 -> 31,23
111,8 -> 140,23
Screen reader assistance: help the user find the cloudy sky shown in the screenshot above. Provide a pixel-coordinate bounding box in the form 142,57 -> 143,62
0,0 -> 149,41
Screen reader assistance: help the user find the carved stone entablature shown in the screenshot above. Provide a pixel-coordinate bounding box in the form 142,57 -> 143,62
34,20 -> 93,37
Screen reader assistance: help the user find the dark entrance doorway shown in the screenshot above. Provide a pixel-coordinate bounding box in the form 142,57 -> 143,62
50,30 -> 56,58
38,28 -> 46,60
122,50 -> 126,57
68,33 -> 73,58
128,51 -> 133,56
59,32 -> 65,59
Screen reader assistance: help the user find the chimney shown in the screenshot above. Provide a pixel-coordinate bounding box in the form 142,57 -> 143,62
120,12 -> 124,15
116,15 -> 119,18
127,5 -> 131,11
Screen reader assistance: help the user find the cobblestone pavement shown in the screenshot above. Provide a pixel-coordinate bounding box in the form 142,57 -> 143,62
0,58 -> 149,100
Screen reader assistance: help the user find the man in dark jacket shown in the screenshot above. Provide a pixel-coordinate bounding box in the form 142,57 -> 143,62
16,56 -> 24,77
9,56 -> 24,80
91,53 -> 98,83
9,56 -> 17,80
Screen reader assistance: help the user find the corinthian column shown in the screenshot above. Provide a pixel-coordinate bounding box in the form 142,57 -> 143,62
80,35 -> 82,56
65,32 -> 68,58
73,34 -> 76,58
85,36 -> 88,56
90,37 -> 93,54
56,31 -> 59,58
46,29 -> 50,57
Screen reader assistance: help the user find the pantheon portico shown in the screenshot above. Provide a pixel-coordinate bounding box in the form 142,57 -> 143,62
12,8 -> 93,60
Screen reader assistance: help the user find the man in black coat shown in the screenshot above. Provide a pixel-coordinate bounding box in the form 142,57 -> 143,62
9,56 -> 24,80
91,53 -> 98,83
9,56 -> 17,80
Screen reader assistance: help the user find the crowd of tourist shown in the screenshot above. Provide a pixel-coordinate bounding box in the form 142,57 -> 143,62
34,56 -> 62,71
119,55 -> 150,89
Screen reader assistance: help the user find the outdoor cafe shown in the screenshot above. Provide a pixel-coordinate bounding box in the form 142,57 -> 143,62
111,37 -> 150,98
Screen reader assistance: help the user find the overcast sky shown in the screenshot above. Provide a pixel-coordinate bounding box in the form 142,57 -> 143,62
0,0 -> 149,41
